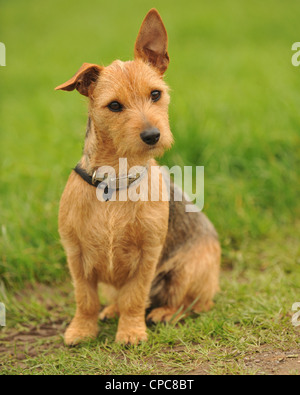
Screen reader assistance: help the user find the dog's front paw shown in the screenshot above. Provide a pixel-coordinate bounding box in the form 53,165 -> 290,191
64,318 -> 99,346
115,329 -> 148,345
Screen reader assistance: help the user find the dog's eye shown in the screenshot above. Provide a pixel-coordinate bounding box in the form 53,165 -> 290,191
108,101 -> 123,112
151,90 -> 161,102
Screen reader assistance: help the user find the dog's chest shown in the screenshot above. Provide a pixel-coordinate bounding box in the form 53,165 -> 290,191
89,201 -> 145,286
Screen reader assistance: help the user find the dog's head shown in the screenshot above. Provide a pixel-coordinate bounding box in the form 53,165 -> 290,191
55,9 -> 173,162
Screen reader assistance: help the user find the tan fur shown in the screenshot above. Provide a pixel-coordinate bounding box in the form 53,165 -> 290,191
56,9 -> 220,346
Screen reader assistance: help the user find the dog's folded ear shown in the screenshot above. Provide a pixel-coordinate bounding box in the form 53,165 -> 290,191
55,63 -> 102,97
134,9 -> 169,74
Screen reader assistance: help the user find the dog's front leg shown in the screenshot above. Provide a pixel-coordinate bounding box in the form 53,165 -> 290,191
115,248 -> 161,345
64,255 -> 100,346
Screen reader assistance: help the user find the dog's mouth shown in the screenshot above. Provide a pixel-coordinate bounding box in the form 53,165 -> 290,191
143,143 -> 166,158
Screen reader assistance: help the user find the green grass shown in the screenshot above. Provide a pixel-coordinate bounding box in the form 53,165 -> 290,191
0,0 -> 300,375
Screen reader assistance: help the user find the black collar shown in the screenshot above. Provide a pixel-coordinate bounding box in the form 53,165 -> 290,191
73,164 -> 100,188
73,163 -> 148,201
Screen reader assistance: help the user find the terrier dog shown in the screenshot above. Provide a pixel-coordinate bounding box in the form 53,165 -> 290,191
56,9 -> 221,345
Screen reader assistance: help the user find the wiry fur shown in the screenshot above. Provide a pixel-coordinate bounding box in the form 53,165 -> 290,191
56,9 -> 220,345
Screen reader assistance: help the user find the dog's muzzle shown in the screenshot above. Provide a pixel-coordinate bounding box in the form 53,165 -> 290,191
140,128 -> 160,146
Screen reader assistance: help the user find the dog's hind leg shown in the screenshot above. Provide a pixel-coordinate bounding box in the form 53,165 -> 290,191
147,236 -> 220,324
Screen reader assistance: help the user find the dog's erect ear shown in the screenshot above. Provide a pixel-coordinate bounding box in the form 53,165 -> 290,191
55,63 -> 102,97
134,9 -> 169,74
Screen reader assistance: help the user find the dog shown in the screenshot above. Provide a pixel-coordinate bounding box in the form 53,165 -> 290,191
55,9 -> 221,345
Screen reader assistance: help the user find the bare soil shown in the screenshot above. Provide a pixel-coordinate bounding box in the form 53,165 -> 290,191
188,345 -> 300,375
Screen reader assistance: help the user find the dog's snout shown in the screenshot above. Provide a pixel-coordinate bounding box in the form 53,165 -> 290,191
140,128 -> 160,146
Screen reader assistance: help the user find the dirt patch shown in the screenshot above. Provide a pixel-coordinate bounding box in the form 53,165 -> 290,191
242,348 -> 300,375
188,346 -> 300,375
0,320 -> 66,363
0,282 -> 72,366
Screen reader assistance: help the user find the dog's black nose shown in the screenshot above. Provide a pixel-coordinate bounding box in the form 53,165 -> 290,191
140,128 -> 160,146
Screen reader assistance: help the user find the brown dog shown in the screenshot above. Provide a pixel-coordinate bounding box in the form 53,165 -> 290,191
56,9 -> 220,345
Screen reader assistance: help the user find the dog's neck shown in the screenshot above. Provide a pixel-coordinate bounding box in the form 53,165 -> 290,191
80,117 -> 150,176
